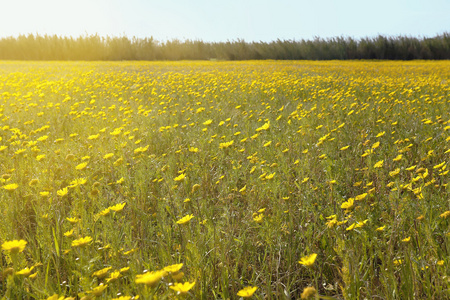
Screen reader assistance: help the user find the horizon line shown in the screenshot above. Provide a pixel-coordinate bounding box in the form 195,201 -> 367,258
0,32 -> 448,44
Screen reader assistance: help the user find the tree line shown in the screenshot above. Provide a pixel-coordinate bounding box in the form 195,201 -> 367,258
0,33 -> 448,61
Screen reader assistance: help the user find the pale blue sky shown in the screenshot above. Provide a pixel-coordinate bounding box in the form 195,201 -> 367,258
0,0 -> 448,41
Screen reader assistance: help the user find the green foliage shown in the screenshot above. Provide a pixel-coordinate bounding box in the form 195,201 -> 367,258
0,33 -> 449,61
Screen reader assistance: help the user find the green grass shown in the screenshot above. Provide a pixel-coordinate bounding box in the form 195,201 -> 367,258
0,60 -> 449,299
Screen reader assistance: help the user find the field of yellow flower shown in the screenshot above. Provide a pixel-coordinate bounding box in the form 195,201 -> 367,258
0,60 -> 449,299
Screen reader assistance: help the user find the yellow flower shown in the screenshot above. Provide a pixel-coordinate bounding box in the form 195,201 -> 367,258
375,225 -> 386,232
57,187 -> 69,197
123,248 -> 137,255
87,134 -> 100,140
376,131 -> 385,137
3,183 -> 19,191
92,267 -> 112,279
88,284 -> 108,297
406,165 -> 416,171
110,128 -> 122,136
439,211 -> 450,218
66,217 -> 80,224
361,150 -> 371,158
37,135 -> 48,142
174,173 -> 186,182
393,259 -> 403,266
219,140 -> 234,149
265,172 -> 275,180
189,147 -> 199,153
237,286 -> 258,298
170,281 -> 196,294
373,160 -> 384,168
256,121 -> 270,131
36,154 -> 46,161
45,294 -> 67,300
103,153 -> 114,160
15,266 -> 35,277
177,214 -> 194,225
346,223 -> 356,231
71,177 -> 87,187
433,161 -> 446,169
393,154 -> 402,162
63,229 -> 74,237
135,270 -> 165,287
134,145 -> 149,154
298,253 -> 317,268
325,218 -> 338,228
341,198 -> 354,212
106,270 -> 121,283
355,193 -> 367,201
75,162 -> 88,170
1,239 -> 27,253
111,297 -> 131,300
355,219 -> 368,228
71,236 -> 92,248
15,148 -> 26,155
402,237 -> 411,243
253,213 -> 264,223
301,286 -> 317,299
109,202 -> 126,212
98,208 -> 111,217
239,185 -> 247,194
326,214 -> 336,220
163,263 -> 183,273
389,168 -> 400,177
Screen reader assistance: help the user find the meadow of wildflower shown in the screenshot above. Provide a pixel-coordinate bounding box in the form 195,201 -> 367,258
0,60 -> 449,299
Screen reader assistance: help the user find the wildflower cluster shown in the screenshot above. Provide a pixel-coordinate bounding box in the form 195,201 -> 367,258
0,60 -> 448,299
